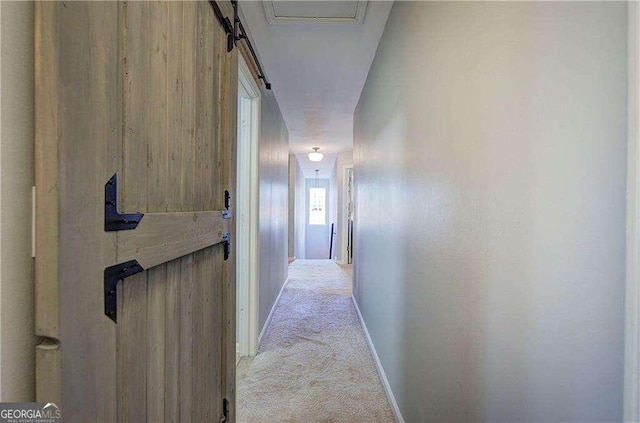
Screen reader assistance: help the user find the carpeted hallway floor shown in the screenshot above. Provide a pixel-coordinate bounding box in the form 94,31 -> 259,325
237,260 -> 394,423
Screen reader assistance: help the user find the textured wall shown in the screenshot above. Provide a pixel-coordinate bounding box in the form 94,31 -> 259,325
0,1 -> 37,401
288,155 -> 295,258
354,2 -> 627,422
287,155 -> 308,260
258,90 -> 289,331
294,156 -> 306,260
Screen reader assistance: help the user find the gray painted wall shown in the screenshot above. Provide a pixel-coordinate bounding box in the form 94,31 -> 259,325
288,155 -> 295,258
0,1 -> 37,402
287,154 -> 308,260
294,156 -> 306,260
354,2 -> 627,422
258,90 -> 289,331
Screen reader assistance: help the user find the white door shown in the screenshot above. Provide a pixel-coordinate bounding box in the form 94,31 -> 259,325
305,178 -> 331,259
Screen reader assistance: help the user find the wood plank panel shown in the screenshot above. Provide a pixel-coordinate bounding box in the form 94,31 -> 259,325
203,13 -> 226,416
146,3 -> 169,421
34,0 -> 59,341
193,4 -> 215,420
35,341 -> 61,405
41,1 -> 121,419
178,3 -> 198,421
59,0 -> 122,417
34,1 -> 61,404
165,3 -> 185,421
121,3 -> 148,213
218,2 -> 239,419
197,0 -> 218,213
181,1 -> 197,211
167,0 -> 184,215
117,211 -> 229,269
117,272 -> 147,423
203,246 -> 224,420
119,2 -> 149,421
164,258 -> 181,423
179,254 -> 195,421
191,249 -> 205,422
146,263 -> 166,423
147,0 -> 169,213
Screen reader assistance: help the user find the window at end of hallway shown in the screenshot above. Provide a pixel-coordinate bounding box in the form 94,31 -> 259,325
309,187 -> 326,225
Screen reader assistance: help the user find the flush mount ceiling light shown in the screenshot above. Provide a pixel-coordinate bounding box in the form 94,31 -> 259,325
309,147 -> 324,162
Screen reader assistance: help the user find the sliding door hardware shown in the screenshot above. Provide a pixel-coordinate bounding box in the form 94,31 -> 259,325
223,232 -> 231,261
210,1 -> 235,53
220,398 -> 229,423
209,0 -> 271,89
223,189 -> 232,219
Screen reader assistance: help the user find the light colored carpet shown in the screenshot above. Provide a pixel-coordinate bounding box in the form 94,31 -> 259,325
237,260 -> 394,423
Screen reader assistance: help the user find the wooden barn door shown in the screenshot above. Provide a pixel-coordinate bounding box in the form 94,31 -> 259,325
34,1 -> 237,421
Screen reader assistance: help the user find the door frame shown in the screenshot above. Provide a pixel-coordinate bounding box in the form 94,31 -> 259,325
339,164 -> 353,264
237,54 -> 260,359
305,177 -> 331,259
626,1 -> 640,420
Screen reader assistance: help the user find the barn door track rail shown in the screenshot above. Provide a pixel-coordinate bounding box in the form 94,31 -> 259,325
209,0 -> 272,90
103,173 -> 231,323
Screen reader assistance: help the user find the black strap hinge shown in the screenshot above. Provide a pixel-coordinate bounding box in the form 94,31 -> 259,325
223,232 -> 231,261
104,260 -> 144,323
221,398 -> 229,423
105,173 -> 144,231
223,189 -> 232,219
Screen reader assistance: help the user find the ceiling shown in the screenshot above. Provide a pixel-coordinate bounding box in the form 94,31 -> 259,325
238,0 -> 393,176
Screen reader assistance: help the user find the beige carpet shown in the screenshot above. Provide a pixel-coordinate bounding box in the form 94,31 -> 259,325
237,260 -> 394,423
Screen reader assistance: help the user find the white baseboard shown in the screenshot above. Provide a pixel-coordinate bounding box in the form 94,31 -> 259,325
257,278 -> 290,347
352,296 -> 404,423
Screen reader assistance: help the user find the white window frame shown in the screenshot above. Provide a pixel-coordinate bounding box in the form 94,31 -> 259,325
309,187 -> 327,225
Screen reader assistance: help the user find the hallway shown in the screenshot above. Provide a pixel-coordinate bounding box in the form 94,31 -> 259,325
237,260 -> 393,422
0,1 -> 635,421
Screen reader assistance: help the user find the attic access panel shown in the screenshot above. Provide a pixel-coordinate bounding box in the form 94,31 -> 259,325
263,1 -> 367,24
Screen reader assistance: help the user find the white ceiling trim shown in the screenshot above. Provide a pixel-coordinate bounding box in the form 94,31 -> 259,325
263,1 -> 368,25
